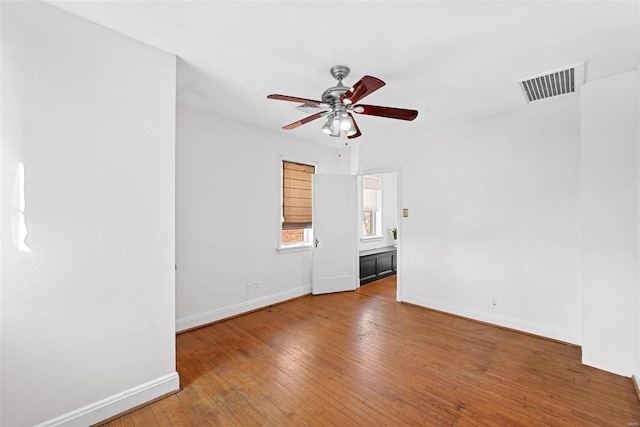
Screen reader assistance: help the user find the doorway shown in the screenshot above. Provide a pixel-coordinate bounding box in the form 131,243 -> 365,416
358,168 -> 402,302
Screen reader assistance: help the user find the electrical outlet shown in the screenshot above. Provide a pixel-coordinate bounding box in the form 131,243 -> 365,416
247,283 -> 252,293
253,282 -> 259,292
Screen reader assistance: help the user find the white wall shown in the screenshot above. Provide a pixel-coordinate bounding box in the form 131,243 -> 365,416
1,2 -> 178,425
176,105 -> 350,331
581,70 -> 639,376
360,99 -> 582,344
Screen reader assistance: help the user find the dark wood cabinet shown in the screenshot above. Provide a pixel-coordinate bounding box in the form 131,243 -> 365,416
359,246 -> 397,285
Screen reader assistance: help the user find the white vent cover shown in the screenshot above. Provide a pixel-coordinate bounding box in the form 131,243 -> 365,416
295,103 -> 325,114
516,63 -> 585,103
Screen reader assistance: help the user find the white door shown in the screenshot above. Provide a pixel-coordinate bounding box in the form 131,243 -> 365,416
312,174 -> 358,295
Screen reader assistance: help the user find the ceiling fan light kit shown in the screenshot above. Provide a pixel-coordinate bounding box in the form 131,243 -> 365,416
267,65 -> 418,141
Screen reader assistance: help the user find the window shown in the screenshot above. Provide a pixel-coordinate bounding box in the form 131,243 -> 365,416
281,160 -> 315,247
362,175 -> 382,238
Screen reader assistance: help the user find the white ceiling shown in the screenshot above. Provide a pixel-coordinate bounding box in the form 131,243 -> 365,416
48,1 -> 639,146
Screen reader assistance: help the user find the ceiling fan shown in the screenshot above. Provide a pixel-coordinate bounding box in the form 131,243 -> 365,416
267,65 -> 418,139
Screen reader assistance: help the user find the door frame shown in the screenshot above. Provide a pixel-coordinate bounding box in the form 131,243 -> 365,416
358,166 -> 403,302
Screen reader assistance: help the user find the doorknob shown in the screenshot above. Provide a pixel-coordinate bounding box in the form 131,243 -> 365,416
315,238 -> 319,248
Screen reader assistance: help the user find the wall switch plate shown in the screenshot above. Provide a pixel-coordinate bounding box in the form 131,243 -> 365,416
403,208 -> 409,217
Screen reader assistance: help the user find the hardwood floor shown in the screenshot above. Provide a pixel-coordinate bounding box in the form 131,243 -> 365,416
101,276 -> 640,426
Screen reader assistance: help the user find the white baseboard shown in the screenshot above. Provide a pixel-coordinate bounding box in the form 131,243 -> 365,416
176,285 -> 312,332
34,372 -> 180,427
403,293 -> 581,345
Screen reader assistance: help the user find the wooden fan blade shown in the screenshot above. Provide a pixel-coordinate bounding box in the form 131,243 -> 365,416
282,111 -> 327,130
347,113 -> 362,139
353,104 -> 418,121
341,76 -> 385,104
268,94 -> 324,106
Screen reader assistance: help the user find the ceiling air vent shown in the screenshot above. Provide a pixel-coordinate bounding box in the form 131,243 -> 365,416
295,103 -> 324,114
516,63 -> 585,103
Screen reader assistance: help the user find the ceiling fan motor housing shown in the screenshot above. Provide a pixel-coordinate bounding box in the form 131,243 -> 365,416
322,65 -> 351,105
321,85 -> 349,105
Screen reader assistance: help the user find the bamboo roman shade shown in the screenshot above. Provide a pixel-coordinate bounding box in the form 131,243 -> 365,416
282,161 -> 315,229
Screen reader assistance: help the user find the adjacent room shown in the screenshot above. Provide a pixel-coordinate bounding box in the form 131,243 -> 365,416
2,1 -> 639,425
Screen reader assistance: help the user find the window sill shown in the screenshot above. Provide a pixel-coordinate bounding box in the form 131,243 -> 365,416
360,236 -> 385,243
277,244 -> 312,254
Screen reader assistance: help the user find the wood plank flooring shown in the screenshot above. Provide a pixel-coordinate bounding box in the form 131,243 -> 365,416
101,276 -> 640,426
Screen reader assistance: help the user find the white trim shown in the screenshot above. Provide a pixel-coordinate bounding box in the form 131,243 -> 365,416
404,293 -> 581,345
176,285 -> 311,332
360,236 -> 384,243
34,372 -> 180,427
277,243 -> 312,253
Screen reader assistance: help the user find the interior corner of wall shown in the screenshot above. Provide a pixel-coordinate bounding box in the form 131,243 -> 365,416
349,144 -> 360,174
